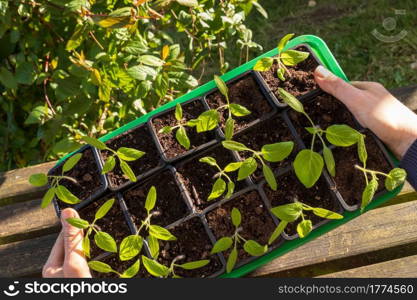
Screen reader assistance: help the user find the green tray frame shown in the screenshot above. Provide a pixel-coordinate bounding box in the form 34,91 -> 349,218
57,35 -> 403,278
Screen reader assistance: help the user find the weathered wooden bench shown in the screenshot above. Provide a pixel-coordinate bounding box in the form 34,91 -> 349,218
1,85 -> 417,278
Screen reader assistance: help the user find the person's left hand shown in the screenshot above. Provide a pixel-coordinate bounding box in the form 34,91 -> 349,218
43,208 -> 92,278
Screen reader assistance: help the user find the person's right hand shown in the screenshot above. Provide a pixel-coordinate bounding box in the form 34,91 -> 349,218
314,65 -> 417,158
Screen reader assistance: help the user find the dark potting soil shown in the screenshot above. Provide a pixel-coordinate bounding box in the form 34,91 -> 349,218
152,99 -> 216,160
205,74 -> 273,133
235,114 -> 298,182
259,46 -> 319,102
51,148 -> 103,210
100,125 -> 162,189
262,171 -> 340,236
158,217 -> 223,277
176,145 -> 248,211
91,255 -> 150,278
78,196 -> 131,259
122,170 -> 190,228
331,133 -> 392,207
288,92 -> 359,148
206,190 -> 277,265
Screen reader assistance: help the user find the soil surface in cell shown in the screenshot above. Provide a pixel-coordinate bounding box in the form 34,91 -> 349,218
206,190 -> 277,265
332,134 -> 392,207
100,125 -> 162,188
263,171 -> 340,236
152,100 -> 216,160
260,46 -> 319,102
52,148 -> 103,210
176,146 -> 247,211
79,196 -> 131,258
123,170 -> 189,228
235,114 -> 298,182
289,92 -> 359,147
158,217 -> 223,277
206,74 -> 273,133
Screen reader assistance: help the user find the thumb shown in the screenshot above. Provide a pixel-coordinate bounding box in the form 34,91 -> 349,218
314,65 -> 364,109
61,208 -> 91,278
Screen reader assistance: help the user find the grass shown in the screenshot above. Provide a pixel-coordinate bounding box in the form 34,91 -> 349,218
224,0 -> 417,89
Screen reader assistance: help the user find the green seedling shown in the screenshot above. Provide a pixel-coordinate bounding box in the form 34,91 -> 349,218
269,202 -> 343,242
210,208 -> 268,273
66,198 -> 117,258
355,166 -> 406,211
253,33 -> 309,81
118,186 -> 177,263
279,88 -> 365,188
189,75 -> 251,140
159,103 -> 193,150
221,139 -> 294,190
199,156 -> 242,201
82,135 -> 145,182
88,258 -> 140,278
141,255 -> 209,278
29,153 -> 82,208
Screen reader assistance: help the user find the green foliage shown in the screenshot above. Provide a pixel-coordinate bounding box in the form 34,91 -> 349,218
222,140 -> 294,190
279,87 -> 365,188
66,198 -> 117,257
269,201 -> 343,241
0,0 -> 266,171
142,255 -> 209,278
88,259 -> 140,278
253,34 -> 309,80
82,136 -> 144,182
159,103 -> 191,150
28,152 -> 82,207
210,207 -> 268,273
199,156 -> 241,201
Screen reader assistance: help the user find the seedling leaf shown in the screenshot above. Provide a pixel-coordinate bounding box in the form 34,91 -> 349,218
145,186 -> 157,212
270,202 -> 303,222
88,261 -> 114,273
148,235 -> 160,259
225,117 -> 234,140
29,173 -> 48,187
210,237 -> 233,254
231,207 -> 241,227
63,153 -> 82,173
226,247 -> 238,273
263,164 -> 277,190
121,259 -> 141,278
361,177 -> 378,210
142,255 -> 170,277
261,141 -> 294,162
208,177 -> 226,201
214,75 -> 228,97
117,147 -> 145,161
178,260 -> 210,270
229,103 -> 251,117
82,136 -> 107,150
94,231 -> 117,253
119,160 -> 136,182
312,207 -> 343,220
199,156 -> 217,167
280,50 -> 309,66
176,126 -> 190,149
358,134 -> 368,165
41,187 -> 55,208
119,235 -> 143,261
323,145 -> 336,177
159,126 -> 173,134
326,124 -> 360,147
385,168 -> 407,191
222,140 -> 250,152
278,88 -> 304,113
95,198 -> 115,220
277,33 -> 294,52
66,217 -> 90,229
237,157 -> 257,180
56,185 -> 81,204
82,235 -> 91,258
294,149 -> 324,188
225,181 -> 235,199
101,155 -> 116,174
174,103 -> 183,121
224,162 -> 242,172
253,57 -> 274,72
149,225 -> 177,241
297,220 -> 313,238
268,221 -> 287,245
243,240 -> 267,256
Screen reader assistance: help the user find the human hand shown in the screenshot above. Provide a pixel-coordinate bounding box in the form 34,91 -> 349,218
314,65 -> 417,158
43,208 -> 92,278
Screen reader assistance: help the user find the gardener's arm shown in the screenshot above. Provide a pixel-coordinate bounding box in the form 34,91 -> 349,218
43,208 -> 92,278
314,66 -> 417,189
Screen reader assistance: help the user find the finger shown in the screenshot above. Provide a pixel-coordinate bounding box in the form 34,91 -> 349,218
351,81 -> 382,91
314,66 -> 364,108
61,208 -> 92,278
43,231 -> 65,277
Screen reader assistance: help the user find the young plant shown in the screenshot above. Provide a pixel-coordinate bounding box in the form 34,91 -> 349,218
66,198 -> 117,258
355,165 -> 406,211
279,88 -> 364,188
118,186 -> 177,263
88,258 -> 140,278
28,153 -> 82,208
189,75 -> 251,140
82,135 -> 145,182
159,103 -> 203,150
253,33 -> 309,81
268,202 -> 343,243
221,139 -> 294,190
141,255 -> 209,278
210,208 -> 268,273
199,156 -> 242,201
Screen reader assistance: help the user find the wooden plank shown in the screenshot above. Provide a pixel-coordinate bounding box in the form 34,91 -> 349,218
319,254 -> 417,278
0,199 -> 59,244
0,233 -> 58,277
249,200 -> 417,277
0,161 -> 55,206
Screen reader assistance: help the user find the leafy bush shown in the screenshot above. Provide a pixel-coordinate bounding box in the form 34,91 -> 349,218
0,0 -> 267,171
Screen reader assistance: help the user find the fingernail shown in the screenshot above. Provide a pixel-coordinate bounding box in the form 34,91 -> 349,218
315,65 -> 333,78
61,208 -> 78,223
